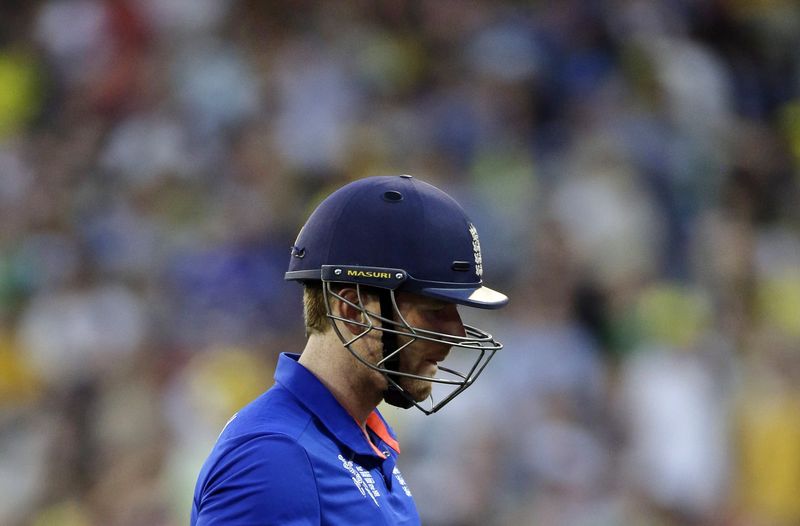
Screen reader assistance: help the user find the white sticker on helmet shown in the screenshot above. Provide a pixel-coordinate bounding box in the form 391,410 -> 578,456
468,286 -> 507,304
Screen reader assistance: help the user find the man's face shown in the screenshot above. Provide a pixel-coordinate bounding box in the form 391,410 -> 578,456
391,292 -> 466,402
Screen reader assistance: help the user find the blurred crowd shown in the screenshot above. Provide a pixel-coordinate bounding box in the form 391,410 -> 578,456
1,0 -> 799,525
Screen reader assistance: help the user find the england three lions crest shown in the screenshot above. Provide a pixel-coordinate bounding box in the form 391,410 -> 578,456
468,223 -> 483,278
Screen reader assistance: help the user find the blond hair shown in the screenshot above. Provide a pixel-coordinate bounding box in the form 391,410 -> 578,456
303,282 -> 384,336
303,283 -> 331,335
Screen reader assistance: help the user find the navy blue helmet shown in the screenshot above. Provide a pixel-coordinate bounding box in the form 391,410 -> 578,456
286,175 -> 508,414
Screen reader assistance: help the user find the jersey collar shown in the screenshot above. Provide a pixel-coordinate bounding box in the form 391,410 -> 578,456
274,353 -> 401,459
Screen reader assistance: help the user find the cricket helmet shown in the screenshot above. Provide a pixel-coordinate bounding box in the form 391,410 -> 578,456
285,175 -> 508,414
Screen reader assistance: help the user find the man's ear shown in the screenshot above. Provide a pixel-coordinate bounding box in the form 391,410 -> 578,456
332,287 -> 373,335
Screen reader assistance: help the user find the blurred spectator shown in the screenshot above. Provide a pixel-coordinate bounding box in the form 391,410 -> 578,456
618,284 -> 733,522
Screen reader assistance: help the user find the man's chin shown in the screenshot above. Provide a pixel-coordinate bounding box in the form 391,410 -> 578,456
397,378 -> 432,403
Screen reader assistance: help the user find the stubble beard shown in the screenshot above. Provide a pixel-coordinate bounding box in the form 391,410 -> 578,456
351,332 -> 441,404
396,374 -> 433,402
394,352 -> 439,402
348,335 -> 390,399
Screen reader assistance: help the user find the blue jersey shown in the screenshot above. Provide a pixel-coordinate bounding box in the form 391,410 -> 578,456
191,353 -> 420,525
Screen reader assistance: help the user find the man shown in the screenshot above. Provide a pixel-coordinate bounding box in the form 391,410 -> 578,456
191,175 -> 508,525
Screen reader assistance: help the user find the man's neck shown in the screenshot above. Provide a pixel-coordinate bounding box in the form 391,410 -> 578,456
298,334 -> 384,428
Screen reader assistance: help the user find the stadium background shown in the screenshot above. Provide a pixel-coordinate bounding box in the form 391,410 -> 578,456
1,1 -> 799,525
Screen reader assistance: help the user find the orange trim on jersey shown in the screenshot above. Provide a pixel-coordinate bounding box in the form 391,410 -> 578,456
352,415 -> 387,457
360,427 -> 388,458
366,411 -> 401,454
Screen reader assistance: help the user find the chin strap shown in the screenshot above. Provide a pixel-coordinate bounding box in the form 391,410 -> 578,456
379,290 -> 414,409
